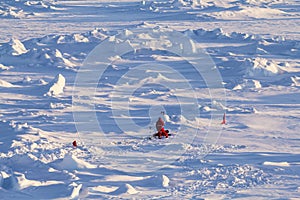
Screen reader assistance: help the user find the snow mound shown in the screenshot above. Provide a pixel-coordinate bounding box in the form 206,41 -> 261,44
21,76 -> 32,84
0,63 -> 13,71
162,175 -> 170,187
244,58 -> 284,78
16,172 -> 63,190
53,154 -> 97,170
45,74 -> 65,96
0,120 -> 41,137
0,38 -> 77,69
37,29 -> 108,45
70,183 -> 83,199
110,183 -> 139,195
291,76 -> 300,87
1,38 -> 28,56
24,1 -> 59,10
27,48 -> 78,69
0,79 -> 14,87
138,175 -> 170,188
0,5 -> 29,19
233,79 -> 262,90
57,34 -> 89,44
49,102 -> 65,109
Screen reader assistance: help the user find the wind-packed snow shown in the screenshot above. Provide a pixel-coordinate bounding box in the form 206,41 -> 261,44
0,0 -> 299,199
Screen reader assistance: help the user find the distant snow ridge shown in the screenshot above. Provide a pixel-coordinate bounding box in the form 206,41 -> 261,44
173,0 -> 214,8
0,4 -> 28,19
244,57 -> 284,78
45,74 -> 65,96
0,0 -> 58,19
209,6 -> 287,20
36,28 -> 109,45
24,0 -> 58,10
243,0 -> 287,6
187,28 -> 256,41
141,0 -> 215,11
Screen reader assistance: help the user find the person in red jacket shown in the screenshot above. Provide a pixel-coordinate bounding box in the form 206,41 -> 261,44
154,117 -> 169,139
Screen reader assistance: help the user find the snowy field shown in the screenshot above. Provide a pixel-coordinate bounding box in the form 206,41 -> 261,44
0,0 -> 299,199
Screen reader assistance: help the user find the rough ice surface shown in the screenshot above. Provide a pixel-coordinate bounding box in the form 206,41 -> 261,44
0,0 -> 299,199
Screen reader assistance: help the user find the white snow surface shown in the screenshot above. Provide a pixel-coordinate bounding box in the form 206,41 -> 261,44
0,0 -> 299,199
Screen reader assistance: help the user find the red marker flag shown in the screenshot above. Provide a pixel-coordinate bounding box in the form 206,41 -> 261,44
72,140 -> 77,147
221,113 -> 226,125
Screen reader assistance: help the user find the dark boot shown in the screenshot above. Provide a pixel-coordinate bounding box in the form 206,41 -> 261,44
158,131 -> 162,139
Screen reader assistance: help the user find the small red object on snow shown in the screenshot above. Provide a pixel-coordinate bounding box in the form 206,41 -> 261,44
72,140 -> 77,147
221,113 -> 226,125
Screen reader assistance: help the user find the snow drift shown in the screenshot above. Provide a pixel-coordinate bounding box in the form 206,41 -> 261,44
52,154 -> 97,170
